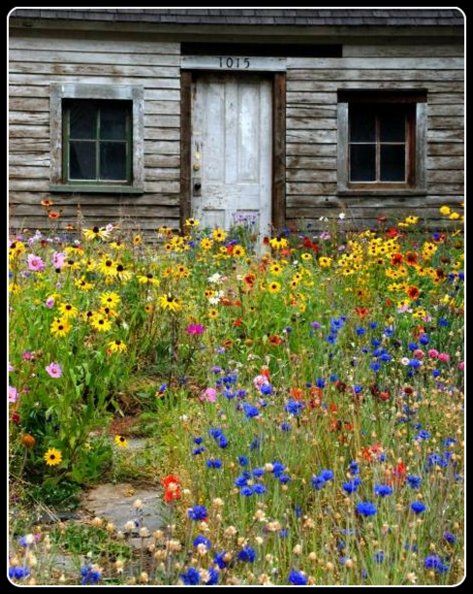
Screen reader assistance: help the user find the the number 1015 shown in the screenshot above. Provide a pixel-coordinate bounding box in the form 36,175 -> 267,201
219,57 -> 250,69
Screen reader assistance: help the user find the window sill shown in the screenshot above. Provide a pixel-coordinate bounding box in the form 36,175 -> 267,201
337,188 -> 427,198
49,184 -> 144,195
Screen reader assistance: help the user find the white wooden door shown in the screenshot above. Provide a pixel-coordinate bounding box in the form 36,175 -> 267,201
191,73 -> 272,237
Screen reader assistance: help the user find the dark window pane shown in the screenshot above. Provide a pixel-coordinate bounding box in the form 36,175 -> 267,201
100,105 -> 129,140
350,108 -> 375,142
69,141 -> 96,179
100,142 -> 127,180
69,102 -> 96,139
350,144 -> 376,181
379,111 -> 406,142
380,145 -> 406,181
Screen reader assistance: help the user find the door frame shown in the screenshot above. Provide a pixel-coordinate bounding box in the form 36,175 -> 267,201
180,69 -> 286,233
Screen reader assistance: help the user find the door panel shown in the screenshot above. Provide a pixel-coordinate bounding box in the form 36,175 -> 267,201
191,73 -> 272,238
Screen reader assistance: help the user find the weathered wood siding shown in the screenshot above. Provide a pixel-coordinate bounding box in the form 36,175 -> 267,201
285,47 -> 464,228
9,34 -> 464,233
9,35 -> 181,233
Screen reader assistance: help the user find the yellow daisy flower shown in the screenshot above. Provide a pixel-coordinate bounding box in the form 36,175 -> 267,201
212,228 -> 227,242
83,226 -> 110,241
268,281 -> 281,294
200,238 -> 214,251
108,340 -> 127,353
114,435 -> 128,448
50,318 -> 71,338
100,292 -> 121,308
269,237 -> 288,250
159,294 -> 183,312
58,303 -> 79,319
44,448 -> 62,466
90,314 -> 112,332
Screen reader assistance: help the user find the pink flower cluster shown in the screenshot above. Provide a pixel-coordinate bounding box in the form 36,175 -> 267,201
186,324 -> 205,335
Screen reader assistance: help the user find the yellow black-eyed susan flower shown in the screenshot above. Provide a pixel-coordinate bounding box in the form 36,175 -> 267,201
44,448 -> 62,466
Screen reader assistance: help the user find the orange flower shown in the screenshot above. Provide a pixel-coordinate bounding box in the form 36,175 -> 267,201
390,253 -> 403,266
41,199 -> 54,207
268,334 -> 283,346
355,307 -> 370,318
48,211 -> 61,219
161,474 -> 182,503
290,387 -> 304,400
21,434 -> 36,449
406,285 -> 420,300
405,251 -> 418,265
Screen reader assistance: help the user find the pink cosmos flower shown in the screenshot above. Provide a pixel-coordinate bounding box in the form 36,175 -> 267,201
187,323 -> 205,335
45,297 -> 55,309
22,351 -> 33,361
8,363 -> 14,372
200,387 -> 217,403
27,254 -> 45,272
45,362 -> 62,379
253,374 -> 270,390
458,361 -> 465,371
428,349 -> 439,359
413,349 -> 424,360
52,251 -> 66,269
438,353 -> 450,363
9,386 -> 18,403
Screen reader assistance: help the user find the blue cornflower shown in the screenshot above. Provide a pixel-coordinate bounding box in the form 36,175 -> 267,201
80,564 -> 102,585
188,505 -> 208,521
281,422 -> 292,432
193,534 -> 212,549
356,327 -> 366,336
252,467 -> 264,478
238,546 -> 256,563
443,437 -> 456,447
316,377 -> 326,388
374,484 -> 393,497
424,555 -> 442,570
236,389 -> 247,399
240,486 -> 253,497
406,475 -> 422,489
272,461 -> 286,477
415,430 -> 431,441
372,338 -> 381,347
193,436 -> 204,444
343,478 -> 361,494
260,383 -> 273,395
238,455 -> 249,466
408,359 -> 422,369
180,567 -> 201,585
320,469 -> 334,481
294,505 -> 303,518
383,327 -> 394,337
8,566 -> 30,580
242,403 -> 259,418
288,569 -> 308,585
252,484 -> 267,495
353,385 -> 363,394
356,501 -> 377,517
285,400 -> 304,416
410,501 -> 426,514
209,427 -> 223,439
311,475 -> 326,490
443,531 -> 456,544
330,374 -> 339,382
370,322 -> 378,329
438,317 -> 449,327
379,353 -> 392,362
374,551 -> 385,564
206,458 -> 222,469
205,567 -> 219,585
408,342 -> 418,351
349,460 -> 359,475
419,334 -> 430,345
234,472 -> 250,487
279,528 -> 289,538
249,437 -> 261,451
370,362 -> 381,372
278,474 -> 291,484
216,434 -> 228,448
213,551 -> 228,569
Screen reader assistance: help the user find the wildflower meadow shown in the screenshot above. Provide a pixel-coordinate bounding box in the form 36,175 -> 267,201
8,205 -> 464,586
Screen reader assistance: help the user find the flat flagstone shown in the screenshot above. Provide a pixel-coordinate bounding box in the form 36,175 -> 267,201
82,483 -> 167,535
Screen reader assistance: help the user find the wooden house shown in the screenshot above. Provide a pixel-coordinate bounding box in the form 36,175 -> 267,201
8,8 -> 464,236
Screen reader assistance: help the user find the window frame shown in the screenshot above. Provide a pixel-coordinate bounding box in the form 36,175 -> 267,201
50,83 -> 144,194
337,90 -> 427,196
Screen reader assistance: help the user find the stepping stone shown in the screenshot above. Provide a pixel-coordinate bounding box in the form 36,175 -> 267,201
81,483 -> 167,536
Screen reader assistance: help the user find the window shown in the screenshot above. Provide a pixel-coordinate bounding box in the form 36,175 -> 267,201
50,83 -> 144,194
337,91 -> 427,194
63,100 -> 132,184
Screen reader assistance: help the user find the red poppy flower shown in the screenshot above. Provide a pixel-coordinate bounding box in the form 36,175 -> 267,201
386,227 -> 400,238
260,367 -> 270,379
269,335 -> 283,346
233,318 -> 243,327
355,307 -> 370,318
392,460 -> 407,485
161,474 -> 181,488
290,387 -> 304,401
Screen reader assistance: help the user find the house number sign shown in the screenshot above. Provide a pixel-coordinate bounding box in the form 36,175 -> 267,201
218,56 -> 250,69
181,55 -> 286,72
